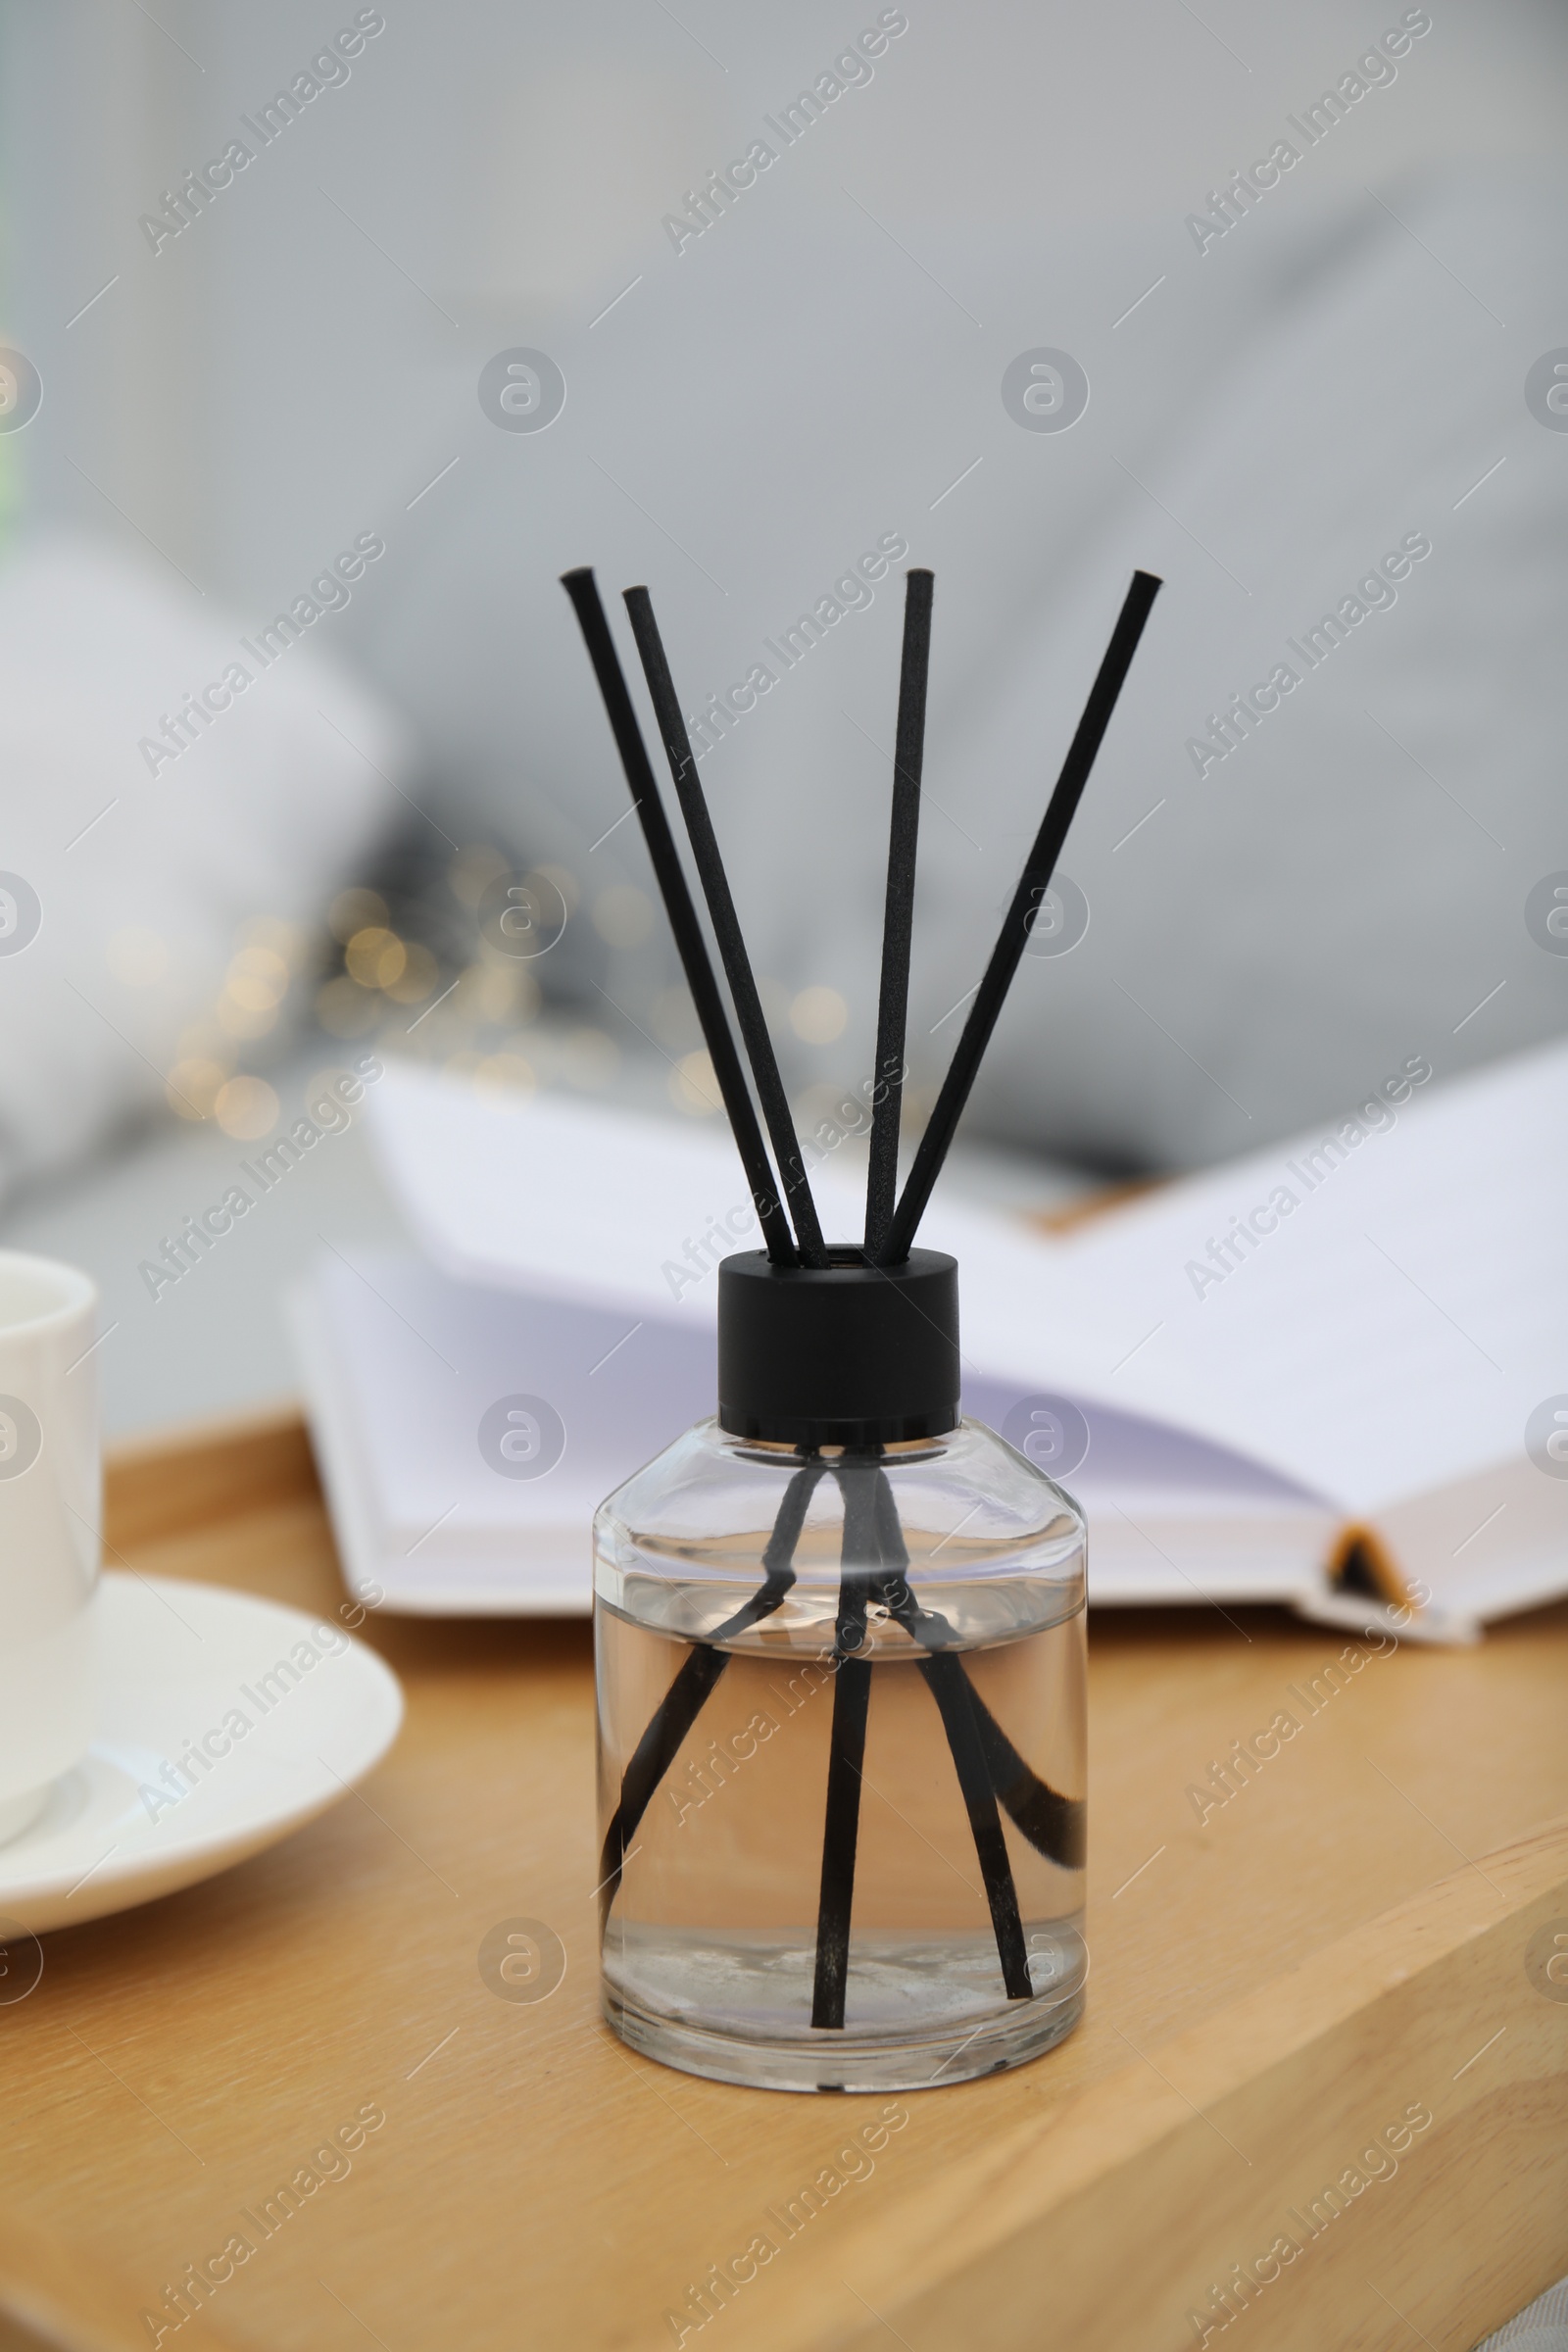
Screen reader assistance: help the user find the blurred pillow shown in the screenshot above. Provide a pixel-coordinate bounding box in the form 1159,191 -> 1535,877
0,533 -> 405,1200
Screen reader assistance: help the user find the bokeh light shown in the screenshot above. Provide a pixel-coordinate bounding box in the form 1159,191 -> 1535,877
329,887 -> 388,943
225,945 -> 289,1011
214,1075 -> 279,1140
382,940 -> 438,1004
165,1057 -> 226,1121
474,1052 -> 535,1098
345,926 -> 408,989
790,985 -> 849,1045
669,1050 -> 719,1115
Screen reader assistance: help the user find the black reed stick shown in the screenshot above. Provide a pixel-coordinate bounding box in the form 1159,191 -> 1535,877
864,1477 -> 1086,1862
878,1575 -> 1085,1870
810,1462 -> 878,2030
622,586 -> 830,1267
919,1663 -> 1034,1999
872,1471 -> 1032,1999
598,1448 -> 1084,1932
972,1707 -> 1085,1871
866,1476 -> 1083,1868
561,569 -> 797,1266
598,1459 -> 824,1925
878,570 -> 1162,1265
863,568 -> 934,1258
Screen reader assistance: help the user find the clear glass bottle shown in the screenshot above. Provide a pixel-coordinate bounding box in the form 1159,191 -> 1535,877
595,1400 -> 1087,2093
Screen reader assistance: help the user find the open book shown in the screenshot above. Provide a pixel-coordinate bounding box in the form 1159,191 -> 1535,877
291,1041 -> 1568,1639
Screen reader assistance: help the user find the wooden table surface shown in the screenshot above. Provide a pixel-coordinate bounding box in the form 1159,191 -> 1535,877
0,1407 -> 1564,2352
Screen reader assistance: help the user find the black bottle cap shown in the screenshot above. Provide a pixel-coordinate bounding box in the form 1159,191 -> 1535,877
717,1247 -> 959,1447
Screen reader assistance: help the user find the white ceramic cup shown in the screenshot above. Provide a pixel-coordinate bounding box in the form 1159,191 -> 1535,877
0,1251 -> 99,1843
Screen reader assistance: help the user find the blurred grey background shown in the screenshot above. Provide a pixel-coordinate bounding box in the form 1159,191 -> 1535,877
1,0 -> 1565,1427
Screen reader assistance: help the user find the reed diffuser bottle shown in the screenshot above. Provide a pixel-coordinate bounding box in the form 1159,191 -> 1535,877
563,558 -> 1159,2091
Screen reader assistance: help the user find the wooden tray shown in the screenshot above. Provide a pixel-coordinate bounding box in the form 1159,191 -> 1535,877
1,1405 -> 1564,2352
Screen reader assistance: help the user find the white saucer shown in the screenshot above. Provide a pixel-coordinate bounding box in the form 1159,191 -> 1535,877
0,1573 -> 403,1935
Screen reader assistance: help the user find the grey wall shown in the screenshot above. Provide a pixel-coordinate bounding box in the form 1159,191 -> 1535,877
5,0 -> 1567,1171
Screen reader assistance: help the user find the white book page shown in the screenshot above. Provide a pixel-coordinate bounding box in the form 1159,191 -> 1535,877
989,1039 -> 1568,1515
364,1043 -> 1568,1524
363,1061 -> 1122,1367
293,1251 -> 1329,1615
365,1066 -> 872,1327
362,1066 -> 1298,1502
292,1280 -> 592,1613
295,1250 -> 713,1589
